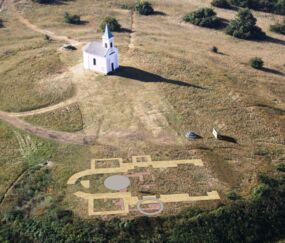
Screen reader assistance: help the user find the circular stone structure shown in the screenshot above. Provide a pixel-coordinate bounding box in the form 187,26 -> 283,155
136,198 -> 164,216
104,175 -> 130,191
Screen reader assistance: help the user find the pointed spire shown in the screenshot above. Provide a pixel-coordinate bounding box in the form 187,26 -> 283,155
103,24 -> 113,39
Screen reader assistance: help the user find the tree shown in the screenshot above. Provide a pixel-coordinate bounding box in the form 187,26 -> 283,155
277,163 -> 285,172
211,0 -> 232,9
225,8 -> 266,40
100,17 -> 121,32
229,0 -> 249,8
212,0 -> 285,16
250,57 -> 264,69
227,191 -> 242,201
275,0 -> 285,15
183,8 -> 221,28
135,0 -> 154,15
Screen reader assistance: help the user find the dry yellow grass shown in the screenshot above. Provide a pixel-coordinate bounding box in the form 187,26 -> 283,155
0,0 -> 284,217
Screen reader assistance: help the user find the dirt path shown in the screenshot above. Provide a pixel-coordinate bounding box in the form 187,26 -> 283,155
128,10 -> 135,50
9,98 -> 77,117
1,63 -> 181,146
8,0 -> 81,45
0,64 -> 98,145
0,110 -> 97,145
8,64 -> 90,118
0,2 -> 183,147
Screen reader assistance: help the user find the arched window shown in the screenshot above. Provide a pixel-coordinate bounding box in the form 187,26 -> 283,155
105,43 -> 107,48
110,42 -> 113,48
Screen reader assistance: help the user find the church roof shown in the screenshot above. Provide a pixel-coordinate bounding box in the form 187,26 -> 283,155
83,41 -> 108,57
103,24 -> 113,39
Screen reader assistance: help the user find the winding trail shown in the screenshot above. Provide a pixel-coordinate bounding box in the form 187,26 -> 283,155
0,110 -> 97,145
9,97 -> 77,117
7,0 -> 81,45
0,63 -> 97,145
0,1 -> 181,147
128,10 -> 136,50
0,1 -> 94,145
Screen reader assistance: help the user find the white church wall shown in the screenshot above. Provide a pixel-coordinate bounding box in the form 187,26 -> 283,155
106,51 -> 119,73
84,52 -> 108,74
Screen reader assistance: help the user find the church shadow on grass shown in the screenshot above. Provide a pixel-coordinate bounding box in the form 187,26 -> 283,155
114,66 -> 206,89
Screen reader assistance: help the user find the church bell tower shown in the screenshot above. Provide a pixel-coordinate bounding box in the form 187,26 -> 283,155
102,25 -> 114,50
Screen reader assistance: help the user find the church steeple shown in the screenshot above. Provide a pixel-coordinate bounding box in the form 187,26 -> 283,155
102,24 -> 114,49
103,24 -> 113,39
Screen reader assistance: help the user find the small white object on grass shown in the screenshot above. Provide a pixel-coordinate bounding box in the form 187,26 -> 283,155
212,128 -> 219,139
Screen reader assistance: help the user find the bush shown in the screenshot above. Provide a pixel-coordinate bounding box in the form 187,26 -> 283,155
250,57 -> 264,69
183,8 -> 221,28
277,163 -> 285,172
227,191 -> 242,200
3,209 -> 24,222
64,12 -> 81,25
251,183 -> 270,200
100,17 -> 121,32
229,0 -> 249,8
270,21 -> 285,35
225,8 -> 266,40
211,0 -> 232,9
212,0 -> 285,15
44,34 -> 51,41
121,3 -> 134,10
275,0 -> 285,15
211,46 -> 219,53
135,1 -> 154,15
258,174 -> 279,187
1,177 -> 285,243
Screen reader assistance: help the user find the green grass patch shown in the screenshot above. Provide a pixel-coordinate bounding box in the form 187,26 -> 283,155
0,121 -> 58,204
1,176 -> 284,242
24,104 -> 84,132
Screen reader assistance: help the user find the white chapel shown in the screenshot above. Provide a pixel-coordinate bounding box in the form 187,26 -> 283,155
83,25 -> 119,74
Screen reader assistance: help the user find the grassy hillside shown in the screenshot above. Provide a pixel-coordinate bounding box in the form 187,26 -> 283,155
0,0 -> 284,242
